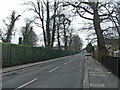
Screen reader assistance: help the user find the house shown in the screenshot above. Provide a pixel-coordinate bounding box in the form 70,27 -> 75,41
114,50 -> 120,58
104,39 -> 119,56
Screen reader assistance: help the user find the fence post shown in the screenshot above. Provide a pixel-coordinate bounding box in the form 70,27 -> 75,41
23,46 -> 25,64
118,58 -> 120,78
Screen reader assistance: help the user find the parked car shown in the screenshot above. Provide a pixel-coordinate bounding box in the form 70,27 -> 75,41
85,53 -> 91,56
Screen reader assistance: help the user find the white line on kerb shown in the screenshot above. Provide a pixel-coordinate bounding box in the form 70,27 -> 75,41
15,78 -> 37,90
64,62 -> 68,65
83,72 -> 87,84
49,66 -> 60,72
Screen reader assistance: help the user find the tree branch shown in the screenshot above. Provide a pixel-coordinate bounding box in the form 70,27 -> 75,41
99,10 -> 114,17
63,2 -> 93,15
100,16 -> 109,22
76,10 -> 93,20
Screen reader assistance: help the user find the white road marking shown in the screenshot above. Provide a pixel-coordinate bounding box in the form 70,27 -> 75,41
94,69 -> 103,71
90,83 -> 105,88
89,71 -> 111,74
64,62 -> 68,65
15,78 -> 37,90
83,72 -> 88,84
89,73 -> 106,77
49,66 -> 60,72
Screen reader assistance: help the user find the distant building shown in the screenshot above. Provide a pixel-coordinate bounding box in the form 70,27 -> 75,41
114,50 -> 120,58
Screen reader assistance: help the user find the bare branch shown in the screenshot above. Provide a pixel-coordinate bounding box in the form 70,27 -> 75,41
100,16 -> 109,22
99,10 -> 114,17
76,10 -> 93,20
63,2 -> 93,15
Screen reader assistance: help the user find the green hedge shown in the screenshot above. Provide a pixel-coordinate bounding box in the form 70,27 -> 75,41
1,43 -> 78,68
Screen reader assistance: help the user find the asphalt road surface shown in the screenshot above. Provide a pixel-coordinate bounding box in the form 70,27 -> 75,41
2,53 -> 85,89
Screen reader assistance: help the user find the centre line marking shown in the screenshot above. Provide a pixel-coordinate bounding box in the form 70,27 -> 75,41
49,66 -> 60,72
64,62 -> 68,65
90,83 -> 105,88
15,78 -> 37,90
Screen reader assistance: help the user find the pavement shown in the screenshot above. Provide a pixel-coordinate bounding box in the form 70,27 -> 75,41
83,56 -> 120,89
0,53 -> 119,89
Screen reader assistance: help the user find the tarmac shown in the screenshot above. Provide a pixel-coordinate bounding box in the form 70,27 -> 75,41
1,54 -> 120,89
1,55 -> 73,74
83,56 -> 120,89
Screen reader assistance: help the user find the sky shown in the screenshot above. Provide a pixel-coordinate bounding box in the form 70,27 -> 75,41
0,0 -> 91,48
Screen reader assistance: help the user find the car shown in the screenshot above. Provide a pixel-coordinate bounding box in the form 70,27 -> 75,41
85,53 -> 91,56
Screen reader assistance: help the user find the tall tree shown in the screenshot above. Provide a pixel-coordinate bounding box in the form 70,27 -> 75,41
46,0 -> 51,47
24,0 -> 47,46
51,0 -> 57,47
21,20 -> 38,46
62,16 -> 71,50
1,11 -> 21,43
56,14 -> 65,49
112,1 -> 120,50
24,0 -> 72,48
63,1 -> 115,61
70,34 -> 83,52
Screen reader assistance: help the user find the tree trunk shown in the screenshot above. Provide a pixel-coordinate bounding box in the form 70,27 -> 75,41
118,38 -> 120,50
57,22 -> 61,49
63,23 -> 67,50
37,1 -> 47,47
93,8 -> 108,62
46,0 -> 50,47
51,1 -> 57,47
42,22 -> 47,47
5,16 -> 15,43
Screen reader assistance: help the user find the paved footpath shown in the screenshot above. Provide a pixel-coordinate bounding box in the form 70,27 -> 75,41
83,56 -> 120,89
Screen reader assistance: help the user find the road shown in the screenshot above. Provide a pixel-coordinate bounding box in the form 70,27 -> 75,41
2,53 -> 85,89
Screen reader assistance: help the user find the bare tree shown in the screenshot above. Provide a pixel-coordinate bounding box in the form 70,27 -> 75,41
24,0 -> 47,46
100,1 -> 120,50
68,34 -> 83,52
56,14 -> 65,49
46,0 -> 51,47
111,1 -> 120,50
21,19 -> 38,46
24,0 -> 60,48
1,11 -> 21,43
24,0 -> 73,49
63,1 -> 115,61
51,0 -> 58,47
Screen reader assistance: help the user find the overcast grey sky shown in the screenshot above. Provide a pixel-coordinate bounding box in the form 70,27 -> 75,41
0,0 -> 94,48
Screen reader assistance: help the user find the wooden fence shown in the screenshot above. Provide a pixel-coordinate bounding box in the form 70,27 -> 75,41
2,43 -> 78,68
102,56 -> 120,78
